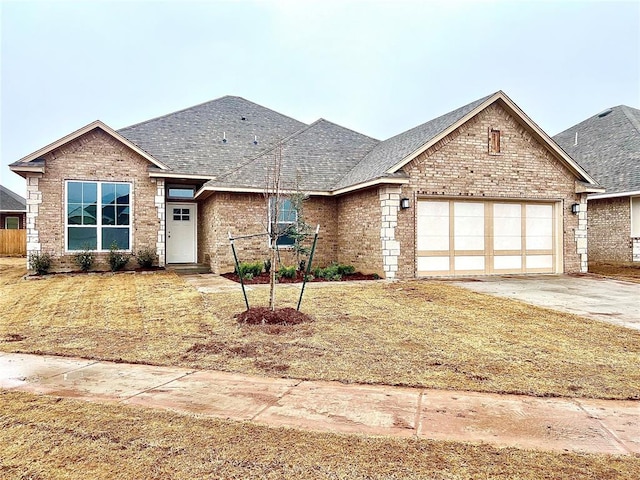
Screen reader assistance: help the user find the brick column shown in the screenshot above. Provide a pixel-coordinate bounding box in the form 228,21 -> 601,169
574,195 -> 588,273
379,186 -> 401,279
155,179 -> 166,266
25,174 -> 43,267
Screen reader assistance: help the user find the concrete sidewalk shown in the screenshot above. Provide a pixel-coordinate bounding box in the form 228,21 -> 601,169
1,352 -> 638,455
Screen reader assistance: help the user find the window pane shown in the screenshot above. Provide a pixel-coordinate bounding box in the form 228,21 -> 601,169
68,182 -> 83,203
5,217 -> 19,229
102,183 -> 116,205
102,206 -> 115,225
168,187 -> 194,199
83,183 -> 97,203
83,204 -> 97,225
276,234 -> 295,246
116,184 -> 129,204
117,206 -> 130,225
279,199 -> 297,223
102,228 -> 129,250
68,227 -> 97,250
68,204 -> 83,225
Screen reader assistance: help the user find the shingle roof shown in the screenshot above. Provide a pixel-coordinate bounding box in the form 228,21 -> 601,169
553,105 -> 640,194
333,94 -> 493,190
0,185 -> 26,212
212,119 -> 380,191
118,96 -> 307,177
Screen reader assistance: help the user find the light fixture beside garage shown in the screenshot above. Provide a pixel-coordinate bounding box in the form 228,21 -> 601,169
400,198 -> 410,209
571,203 -> 580,214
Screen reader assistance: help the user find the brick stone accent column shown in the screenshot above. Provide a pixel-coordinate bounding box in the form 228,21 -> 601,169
379,186 -> 402,279
574,195 -> 588,273
25,174 -> 43,265
155,179 -> 166,266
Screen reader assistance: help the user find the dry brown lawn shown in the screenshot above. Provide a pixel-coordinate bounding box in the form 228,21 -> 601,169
2,390 -> 638,480
1,257 -> 639,399
589,261 -> 640,283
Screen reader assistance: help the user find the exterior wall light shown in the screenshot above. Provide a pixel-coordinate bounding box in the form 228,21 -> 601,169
400,198 -> 410,209
571,203 -> 580,214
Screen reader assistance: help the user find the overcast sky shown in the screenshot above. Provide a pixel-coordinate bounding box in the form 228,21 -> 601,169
1,0 -> 639,196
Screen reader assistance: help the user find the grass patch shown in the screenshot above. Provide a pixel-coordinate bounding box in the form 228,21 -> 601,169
0,257 -> 638,399
1,390 -> 638,480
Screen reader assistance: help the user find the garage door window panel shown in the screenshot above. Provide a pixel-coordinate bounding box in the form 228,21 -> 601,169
453,202 -> 484,252
417,201 -> 450,252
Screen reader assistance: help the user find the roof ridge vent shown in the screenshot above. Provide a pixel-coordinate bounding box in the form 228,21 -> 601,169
597,108 -> 613,118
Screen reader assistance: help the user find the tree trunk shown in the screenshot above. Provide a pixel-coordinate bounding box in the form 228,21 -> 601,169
268,244 -> 277,310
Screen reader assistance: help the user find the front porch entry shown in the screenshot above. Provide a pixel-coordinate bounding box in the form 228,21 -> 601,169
166,202 -> 197,263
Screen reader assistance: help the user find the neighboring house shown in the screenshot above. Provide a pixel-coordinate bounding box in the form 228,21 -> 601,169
0,185 -> 26,230
10,91 -> 602,277
554,106 -> 640,263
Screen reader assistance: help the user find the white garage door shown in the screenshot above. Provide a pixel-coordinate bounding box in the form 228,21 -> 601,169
416,200 -> 557,276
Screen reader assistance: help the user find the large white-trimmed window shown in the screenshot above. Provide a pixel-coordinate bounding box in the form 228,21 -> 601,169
269,197 -> 297,247
66,181 -> 131,251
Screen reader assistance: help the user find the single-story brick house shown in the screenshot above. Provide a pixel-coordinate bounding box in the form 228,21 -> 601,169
554,105 -> 640,263
10,90 -> 603,277
0,185 -> 26,230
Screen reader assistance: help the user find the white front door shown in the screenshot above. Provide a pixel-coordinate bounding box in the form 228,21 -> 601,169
167,203 -> 196,263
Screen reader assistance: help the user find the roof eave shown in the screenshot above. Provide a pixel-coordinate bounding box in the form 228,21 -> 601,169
9,164 -> 45,177
12,120 -> 170,171
588,189 -> 640,200
331,177 -> 409,196
148,169 -> 215,181
194,176 -> 409,199
575,180 -> 605,194
386,91 -> 601,187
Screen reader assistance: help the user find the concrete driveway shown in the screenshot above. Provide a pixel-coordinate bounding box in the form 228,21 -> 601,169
452,275 -> 640,331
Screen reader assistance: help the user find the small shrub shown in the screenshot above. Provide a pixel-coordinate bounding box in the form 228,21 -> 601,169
337,264 -> 355,275
264,259 -> 271,274
237,261 -> 263,279
298,259 -> 306,272
317,263 -> 342,281
277,265 -> 297,279
136,247 -> 157,268
28,252 -> 52,275
74,249 -> 95,272
108,242 -> 130,272
312,263 -> 355,281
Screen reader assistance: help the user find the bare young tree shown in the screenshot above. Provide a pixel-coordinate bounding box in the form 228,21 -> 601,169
264,142 -> 283,311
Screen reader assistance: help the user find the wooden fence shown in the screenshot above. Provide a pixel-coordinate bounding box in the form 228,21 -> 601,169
0,229 -> 27,255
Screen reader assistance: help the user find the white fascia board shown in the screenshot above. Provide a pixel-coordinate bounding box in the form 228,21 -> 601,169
149,171 -> 215,180
589,190 -> 640,200
9,164 -> 45,174
330,177 -> 409,196
194,177 -> 409,199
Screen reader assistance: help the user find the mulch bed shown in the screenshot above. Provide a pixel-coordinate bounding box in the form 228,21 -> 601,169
221,271 -> 378,284
235,307 -> 313,326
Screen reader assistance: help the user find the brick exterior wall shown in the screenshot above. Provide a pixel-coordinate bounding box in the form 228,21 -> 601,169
337,187 -> 384,276
587,197 -> 632,263
395,102 -> 585,278
199,192 -> 338,274
26,129 -> 162,272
